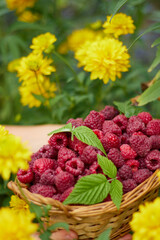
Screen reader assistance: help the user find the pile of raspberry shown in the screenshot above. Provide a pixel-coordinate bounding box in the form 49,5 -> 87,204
17,106 -> 160,203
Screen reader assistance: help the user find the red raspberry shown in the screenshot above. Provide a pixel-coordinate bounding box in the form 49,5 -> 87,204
89,161 -> 103,174
100,105 -> 119,120
102,120 -> 122,136
48,133 -> 68,150
57,147 -> 77,170
150,135 -> 160,149
52,193 -> 61,201
17,168 -> 34,184
29,183 -> 41,193
31,144 -> 58,161
60,187 -> 74,202
126,116 -> 145,135
29,184 -> 56,197
33,158 -> 54,175
93,129 -> 104,140
137,112 -> 152,125
108,148 -> 125,168
67,118 -> 84,128
39,169 -> 55,185
113,114 -> 128,131
126,160 -> 139,172
146,119 -> 160,136
133,169 -> 152,184
81,146 -> 98,165
144,150 -> 160,171
33,172 -> 41,184
65,158 -> 84,176
68,137 -> 87,155
118,165 -> 133,180
84,110 -> 105,130
101,132 -> 120,152
129,135 -> 151,157
55,166 -> 63,174
54,171 -> 75,193
122,179 -> 137,193
120,133 -> 130,145
120,144 -> 137,159
132,132 -> 144,136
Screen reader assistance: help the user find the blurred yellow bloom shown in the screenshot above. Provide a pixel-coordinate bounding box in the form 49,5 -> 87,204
17,52 -> 56,84
130,198 -> 160,240
8,58 -> 22,73
6,0 -> 37,13
18,10 -> 40,23
75,37 -> 130,84
30,32 -> 57,54
0,125 -> 9,137
89,20 -> 102,30
0,207 -> 37,240
19,77 -> 57,108
103,13 -> 135,38
0,134 -> 31,180
10,195 -> 29,214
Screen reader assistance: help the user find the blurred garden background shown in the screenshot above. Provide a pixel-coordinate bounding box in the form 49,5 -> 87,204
0,0 -> 160,126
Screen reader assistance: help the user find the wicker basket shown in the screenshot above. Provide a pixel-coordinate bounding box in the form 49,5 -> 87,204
8,170 -> 160,240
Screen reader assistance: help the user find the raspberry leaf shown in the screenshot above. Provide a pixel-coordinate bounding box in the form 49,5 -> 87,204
73,126 -> 106,155
48,222 -> 69,231
95,228 -> 111,240
48,123 -> 73,136
63,174 -> 110,205
97,155 -> 117,178
110,179 -> 123,210
114,100 -> 142,117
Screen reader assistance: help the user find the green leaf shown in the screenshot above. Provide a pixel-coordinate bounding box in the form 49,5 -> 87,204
97,155 -> 117,179
151,37 -> 160,48
128,23 -> 160,50
29,203 -> 43,219
137,80 -> 160,106
63,174 -> 110,205
96,228 -> 111,240
73,126 -> 106,155
42,205 -> 52,217
0,8 -> 10,17
110,179 -> 123,210
48,123 -> 73,136
39,230 -> 51,240
114,101 -> 142,117
110,0 -> 129,22
48,222 -> 69,231
148,47 -> 160,72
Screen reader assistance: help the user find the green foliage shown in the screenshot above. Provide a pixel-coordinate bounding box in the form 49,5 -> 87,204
96,228 -> 111,240
114,101 -> 142,117
98,155 -> 117,178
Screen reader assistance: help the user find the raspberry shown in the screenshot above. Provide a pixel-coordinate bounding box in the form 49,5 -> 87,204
52,194 -> 61,201
57,147 -> 77,169
144,150 -> 160,171
100,105 -> 119,120
137,112 -> 152,125
84,110 -> 105,130
54,171 -> 75,193
60,187 -> 74,202
113,114 -> 128,131
118,165 -> 133,180
89,161 -> 103,174
122,179 -> 137,193
129,134 -> 151,157
101,132 -> 120,152
126,116 -> 145,135
33,172 -> 40,184
68,137 -> 87,155
120,144 -> 137,159
146,119 -> 160,136
132,132 -> 144,136
39,169 -> 55,185
55,166 -> 63,175
150,135 -> 160,149
67,118 -> 84,128
33,158 -> 55,175
29,184 -> 56,197
48,133 -> 68,150
65,158 -> 84,176
102,120 -> 122,136
81,146 -> 98,165
17,168 -> 34,184
137,157 -> 147,169
126,160 -> 139,172
133,169 -> 152,184
31,145 -> 58,163
108,148 -> 124,168
93,129 -> 104,140
120,133 -> 130,145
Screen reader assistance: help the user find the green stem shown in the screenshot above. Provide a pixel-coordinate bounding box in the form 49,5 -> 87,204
54,72 -> 61,94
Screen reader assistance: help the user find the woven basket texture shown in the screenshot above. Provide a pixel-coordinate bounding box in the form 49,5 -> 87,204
8,170 -> 160,240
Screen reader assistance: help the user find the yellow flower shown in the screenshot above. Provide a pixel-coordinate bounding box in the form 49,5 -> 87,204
8,58 -> 22,73
103,13 -> 135,38
0,125 -> 9,137
17,52 -> 56,84
18,10 -> 40,23
0,207 -> 37,240
6,0 -> 37,13
75,37 -> 130,84
130,198 -> 160,240
0,134 -> 31,180
89,20 -> 102,30
10,195 -> 30,214
19,77 -> 57,108
30,32 -> 57,54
